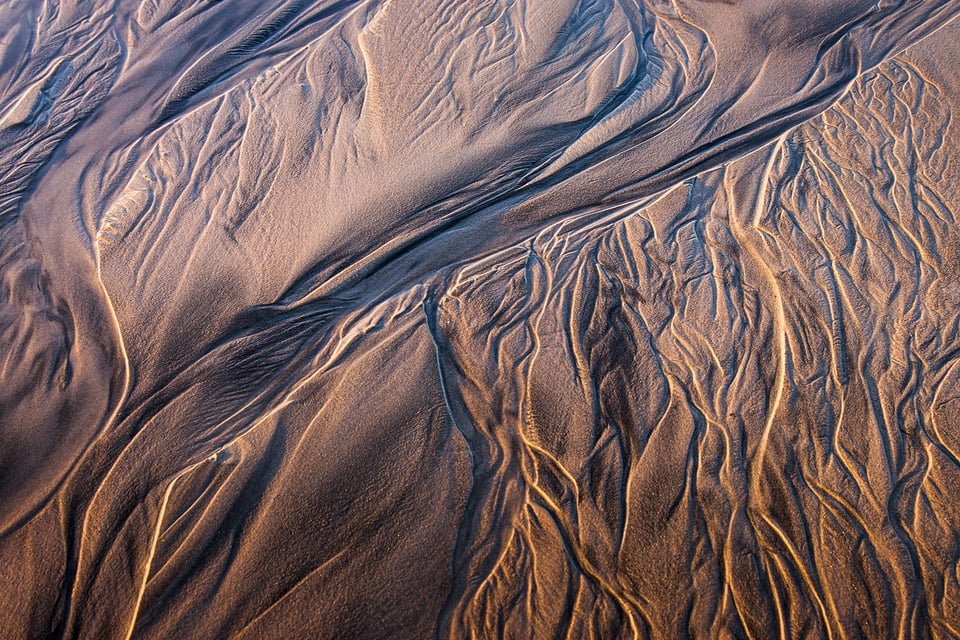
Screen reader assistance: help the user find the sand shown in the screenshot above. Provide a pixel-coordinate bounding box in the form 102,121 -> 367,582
2,0 -> 960,637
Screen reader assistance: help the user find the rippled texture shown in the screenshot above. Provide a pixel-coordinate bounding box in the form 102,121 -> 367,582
2,1 -> 960,637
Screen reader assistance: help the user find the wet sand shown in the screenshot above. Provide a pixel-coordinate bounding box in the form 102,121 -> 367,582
2,1 -> 960,637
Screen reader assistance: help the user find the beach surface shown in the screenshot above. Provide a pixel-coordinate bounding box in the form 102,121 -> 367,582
2,1 -> 960,637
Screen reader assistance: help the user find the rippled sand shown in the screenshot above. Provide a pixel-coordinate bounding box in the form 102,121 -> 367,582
2,1 -> 960,637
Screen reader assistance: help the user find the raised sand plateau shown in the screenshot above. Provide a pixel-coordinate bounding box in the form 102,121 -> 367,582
2,0 -> 960,637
